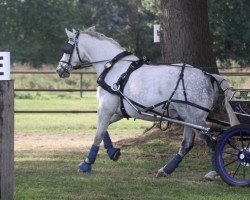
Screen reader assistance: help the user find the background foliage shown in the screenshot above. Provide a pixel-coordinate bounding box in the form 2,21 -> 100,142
0,0 -> 249,67
208,0 -> 250,67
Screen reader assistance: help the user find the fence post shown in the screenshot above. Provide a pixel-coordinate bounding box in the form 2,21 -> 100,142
80,73 -> 83,98
0,81 -> 14,200
0,52 -> 14,200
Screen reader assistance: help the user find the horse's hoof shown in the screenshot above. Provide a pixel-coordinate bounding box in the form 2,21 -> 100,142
78,161 -> 92,173
204,171 -> 219,181
108,148 -> 121,161
112,149 -> 121,161
156,168 -> 169,177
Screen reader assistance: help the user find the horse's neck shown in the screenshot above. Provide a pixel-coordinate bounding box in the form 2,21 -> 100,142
80,34 -> 124,76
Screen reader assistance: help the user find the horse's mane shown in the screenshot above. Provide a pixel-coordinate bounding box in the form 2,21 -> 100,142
81,28 -> 124,49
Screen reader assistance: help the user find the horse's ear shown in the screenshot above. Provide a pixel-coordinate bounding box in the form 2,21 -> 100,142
72,28 -> 77,33
65,28 -> 74,38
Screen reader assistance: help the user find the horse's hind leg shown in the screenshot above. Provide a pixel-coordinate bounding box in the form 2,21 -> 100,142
103,114 -> 123,161
157,126 -> 195,177
195,125 -> 218,180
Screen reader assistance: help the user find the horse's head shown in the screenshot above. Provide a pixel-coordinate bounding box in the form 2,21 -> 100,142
57,29 -> 87,78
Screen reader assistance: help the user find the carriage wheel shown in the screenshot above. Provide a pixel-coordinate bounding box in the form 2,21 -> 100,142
215,124 -> 250,186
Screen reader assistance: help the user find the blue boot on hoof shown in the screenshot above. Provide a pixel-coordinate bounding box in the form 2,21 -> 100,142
103,132 -> 121,161
78,161 -> 92,173
107,148 -> 121,161
163,154 -> 183,174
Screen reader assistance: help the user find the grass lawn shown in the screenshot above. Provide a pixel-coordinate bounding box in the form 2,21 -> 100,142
15,92 -> 152,134
15,133 -> 250,200
14,93 -> 250,199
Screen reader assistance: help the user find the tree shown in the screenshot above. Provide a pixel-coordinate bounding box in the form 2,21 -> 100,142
1,0 -> 248,67
160,0 -> 218,74
208,0 -> 250,67
0,0 -> 81,67
77,0 -> 161,62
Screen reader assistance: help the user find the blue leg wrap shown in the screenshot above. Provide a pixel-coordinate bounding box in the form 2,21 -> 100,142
78,161 -> 92,173
87,145 -> 99,164
103,131 -> 120,161
211,151 -> 217,172
103,131 -> 113,150
163,154 -> 183,174
78,145 -> 99,173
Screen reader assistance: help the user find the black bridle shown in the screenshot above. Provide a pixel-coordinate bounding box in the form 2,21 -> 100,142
60,31 -> 87,70
59,31 -> 139,76
60,31 -> 113,71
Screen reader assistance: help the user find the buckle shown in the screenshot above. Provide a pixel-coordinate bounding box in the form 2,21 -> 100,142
112,83 -> 120,91
105,62 -> 112,69
142,56 -> 151,64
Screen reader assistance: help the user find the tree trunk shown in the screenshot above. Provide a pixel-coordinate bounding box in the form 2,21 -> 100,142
160,0 -> 218,74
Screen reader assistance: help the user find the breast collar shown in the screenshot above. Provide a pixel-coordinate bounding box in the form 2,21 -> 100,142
97,51 -> 150,118
97,51 -> 133,94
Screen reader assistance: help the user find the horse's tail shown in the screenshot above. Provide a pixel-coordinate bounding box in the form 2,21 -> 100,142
210,74 -> 239,126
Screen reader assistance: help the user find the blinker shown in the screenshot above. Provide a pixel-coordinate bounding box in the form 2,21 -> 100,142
62,42 -> 74,54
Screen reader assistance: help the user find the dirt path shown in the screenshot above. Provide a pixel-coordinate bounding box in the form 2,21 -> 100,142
15,132 -> 137,152
14,125 -> 187,153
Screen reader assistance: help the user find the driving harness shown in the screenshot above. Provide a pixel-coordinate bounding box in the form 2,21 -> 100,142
96,51 -> 212,120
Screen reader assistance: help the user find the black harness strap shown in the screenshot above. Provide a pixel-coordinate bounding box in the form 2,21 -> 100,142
75,32 -> 85,63
170,99 -> 211,113
97,51 -> 132,94
142,64 -> 211,116
162,64 -> 187,115
117,58 -> 149,118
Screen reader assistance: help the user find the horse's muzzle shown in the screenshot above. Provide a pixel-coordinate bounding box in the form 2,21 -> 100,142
56,65 -> 70,78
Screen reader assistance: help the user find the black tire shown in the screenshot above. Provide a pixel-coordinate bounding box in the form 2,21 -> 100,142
215,124 -> 250,186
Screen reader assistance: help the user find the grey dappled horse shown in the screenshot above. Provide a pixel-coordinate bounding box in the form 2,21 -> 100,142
56,28 -> 238,179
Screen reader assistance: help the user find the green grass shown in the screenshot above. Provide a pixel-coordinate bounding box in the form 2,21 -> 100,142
12,70 -> 97,90
15,144 -> 250,200
15,92 -> 152,134
15,113 -> 151,134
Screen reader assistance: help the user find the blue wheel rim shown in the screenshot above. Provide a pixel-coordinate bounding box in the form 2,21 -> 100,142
217,126 -> 250,185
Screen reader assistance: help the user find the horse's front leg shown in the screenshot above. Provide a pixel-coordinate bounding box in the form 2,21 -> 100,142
78,117 -> 110,173
157,126 -> 195,177
78,109 -> 114,173
103,114 -> 123,161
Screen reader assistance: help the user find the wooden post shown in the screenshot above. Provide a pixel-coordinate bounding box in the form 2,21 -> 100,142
0,81 -> 14,200
80,73 -> 83,98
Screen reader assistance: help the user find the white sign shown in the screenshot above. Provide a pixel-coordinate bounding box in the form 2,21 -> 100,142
154,24 -> 160,43
0,52 -> 10,80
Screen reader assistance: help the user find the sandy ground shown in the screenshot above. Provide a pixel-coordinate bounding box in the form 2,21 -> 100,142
14,132 -> 136,152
